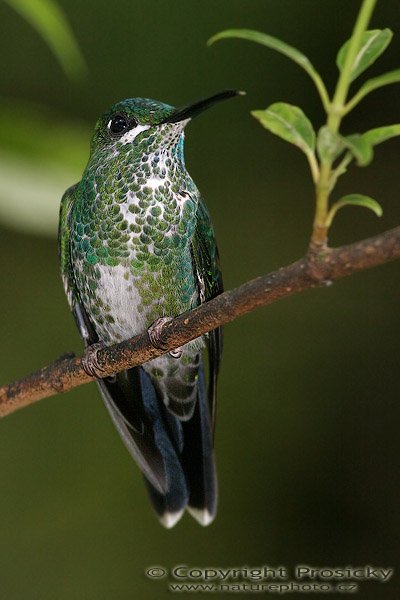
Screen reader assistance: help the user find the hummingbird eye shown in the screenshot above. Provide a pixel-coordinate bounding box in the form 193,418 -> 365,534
108,114 -> 133,135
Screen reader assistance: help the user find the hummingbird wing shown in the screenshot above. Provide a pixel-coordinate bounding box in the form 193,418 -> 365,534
58,185 -> 181,497
136,196 -> 223,527
172,197 -> 223,524
59,185 -> 80,312
190,197 -> 223,430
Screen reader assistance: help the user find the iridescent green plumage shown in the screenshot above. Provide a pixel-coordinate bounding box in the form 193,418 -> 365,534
59,92 -> 238,527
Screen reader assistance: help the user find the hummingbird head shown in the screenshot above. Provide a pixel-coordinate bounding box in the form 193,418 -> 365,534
89,90 -> 244,158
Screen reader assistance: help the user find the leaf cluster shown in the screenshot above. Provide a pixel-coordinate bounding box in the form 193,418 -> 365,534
209,10 -> 400,233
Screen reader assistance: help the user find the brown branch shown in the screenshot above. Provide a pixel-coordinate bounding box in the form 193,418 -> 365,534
1,224 -> 400,418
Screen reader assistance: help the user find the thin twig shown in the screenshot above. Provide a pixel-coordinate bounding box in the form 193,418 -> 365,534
1,224 -> 400,418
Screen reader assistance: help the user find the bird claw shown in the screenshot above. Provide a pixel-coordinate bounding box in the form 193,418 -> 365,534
169,347 -> 182,359
82,342 -> 107,379
148,317 -> 173,349
148,317 -> 182,358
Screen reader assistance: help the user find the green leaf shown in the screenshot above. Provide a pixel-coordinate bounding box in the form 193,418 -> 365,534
208,29 -> 330,110
317,126 -> 345,162
337,29 -> 393,82
339,194 -> 383,216
327,194 -> 383,227
361,124 -> 400,147
343,134 -> 373,166
346,69 -> 400,112
252,103 -> 316,158
3,0 -> 87,80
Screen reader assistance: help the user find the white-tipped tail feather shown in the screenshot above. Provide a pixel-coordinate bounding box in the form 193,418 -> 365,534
187,507 -> 215,527
159,510 -> 185,529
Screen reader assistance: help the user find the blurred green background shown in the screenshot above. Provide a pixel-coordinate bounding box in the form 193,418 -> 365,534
0,1 -> 399,598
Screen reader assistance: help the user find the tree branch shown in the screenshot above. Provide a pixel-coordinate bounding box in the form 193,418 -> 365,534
1,224 -> 400,418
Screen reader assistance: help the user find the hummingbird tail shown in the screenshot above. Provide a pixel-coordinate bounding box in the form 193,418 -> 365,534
97,363 -> 217,528
181,363 -> 218,526
143,362 -> 217,527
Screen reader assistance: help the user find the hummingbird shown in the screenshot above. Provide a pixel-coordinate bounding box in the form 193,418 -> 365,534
58,90 -> 242,527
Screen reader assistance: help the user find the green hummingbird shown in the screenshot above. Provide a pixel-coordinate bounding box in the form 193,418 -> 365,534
58,90 -> 242,527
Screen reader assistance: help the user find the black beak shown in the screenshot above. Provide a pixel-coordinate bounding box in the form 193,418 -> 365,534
159,89 -> 245,124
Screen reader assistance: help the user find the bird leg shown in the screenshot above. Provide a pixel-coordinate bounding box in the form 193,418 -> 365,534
82,342 -> 107,378
148,317 -> 183,359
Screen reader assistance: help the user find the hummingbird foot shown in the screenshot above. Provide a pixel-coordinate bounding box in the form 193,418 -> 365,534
168,346 -> 183,358
169,347 -> 183,359
82,342 -> 107,379
148,317 -> 182,358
